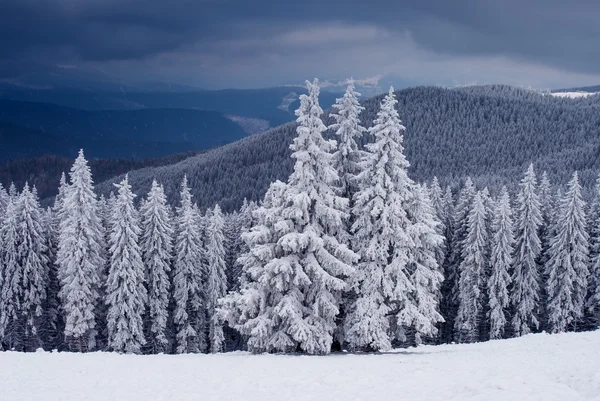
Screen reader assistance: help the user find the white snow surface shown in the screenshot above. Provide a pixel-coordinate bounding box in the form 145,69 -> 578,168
1,330 -> 600,401
550,91 -> 598,98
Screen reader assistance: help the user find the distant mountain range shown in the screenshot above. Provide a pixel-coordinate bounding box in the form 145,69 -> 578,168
0,83 -> 341,162
0,82 -> 340,127
0,100 -> 249,161
90,85 -> 600,212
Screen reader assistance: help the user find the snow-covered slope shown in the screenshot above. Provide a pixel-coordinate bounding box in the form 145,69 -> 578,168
1,330 -> 599,401
550,91 -> 598,98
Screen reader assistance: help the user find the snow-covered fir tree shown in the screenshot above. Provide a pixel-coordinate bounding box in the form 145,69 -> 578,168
587,174 -> 600,328
0,194 -> 21,349
106,176 -> 147,353
345,87 -> 416,351
487,187 -> 514,340
329,79 -> 366,201
223,210 -> 241,290
15,184 -> 48,351
173,176 -> 205,354
205,204 -> 227,353
441,178 -> 475,343
0,183 -> 9,220
546,172 -> 589,333
57,150 -> 105,352
455,191 -> 488,343
222,80 -> 356,355
41,206 -> 61,349
537,171 -> 554,329
217,181 -> 290,353
428,177 -> 447,269
405,184 -> 445,345
140,180 -> 173,354
511,164 -> 543,336
438,185 -> 456,343
229,199 -> 257,289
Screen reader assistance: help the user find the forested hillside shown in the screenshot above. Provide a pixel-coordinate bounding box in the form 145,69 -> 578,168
96,85 -> 600,212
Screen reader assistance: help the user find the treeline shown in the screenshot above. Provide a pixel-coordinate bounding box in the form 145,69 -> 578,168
0,80 -> 599,354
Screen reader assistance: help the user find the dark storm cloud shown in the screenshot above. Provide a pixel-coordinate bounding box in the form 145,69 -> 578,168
0,0 -> 599,85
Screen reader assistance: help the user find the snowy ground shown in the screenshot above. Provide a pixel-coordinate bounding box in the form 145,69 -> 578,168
1,331 -> 599,401
550,91 -> 599,98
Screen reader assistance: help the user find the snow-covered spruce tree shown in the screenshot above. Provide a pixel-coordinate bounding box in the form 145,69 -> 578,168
428,177 -> 447,270
487,187 -> 514,340
546,172 -> 589,333
15,184 -> 48,351
205,204 -> 227,353
173,176 -> 205,354
405,184 -> 445,345
587,174 -> 600,328
140,180 -> 173,354
511,164 -> 543,337
537,171 -> 554,330
0,182 -> 9,219
231,199 -> 257,289
265,78 -> 356,354
106,176 -> 147,354
223,210 -> 242,290
57,150 -> 105,352
345,87 -> 416,351
329,79 -> 366,202
438,185 -> 455,344
455,191 -> 488,343
328,80 -> 367,349
41,206 -> 61,349
0,194 -> 21,349
217,181 -> 289,353
221,80 -> 356,355
440,178 -> 475,343
8,182 -> 17,198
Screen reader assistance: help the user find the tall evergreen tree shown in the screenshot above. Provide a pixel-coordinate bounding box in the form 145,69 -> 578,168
173,176 -> 205,354
0,194 -> 21,349
205,204 -> 227,353
106,176 -> 147,353
57,150 -> 105,352
405,184 -> 445,345
15,184 -> 48,351
329,79 -> 366,201
140,180 -> 173,354
455,192 -> 489,343
345,87 -> 416,351
438,185 -> 455,343
221,80 -> 356,355
487,188 -> 514,340
0,183 -> 9,219
537,171 -> 554,329
546,172 -> 589,333
41,206 -> 61,349
587,174 -> 600,328
441,178 -> 475,343
511,164 -> 543,336
428,177 -> 447,269
217,181 -> 290,353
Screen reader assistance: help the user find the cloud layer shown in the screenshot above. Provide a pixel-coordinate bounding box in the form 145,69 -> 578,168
1,0 -> 599,88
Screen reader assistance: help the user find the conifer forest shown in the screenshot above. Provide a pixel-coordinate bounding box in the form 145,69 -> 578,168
1,79 -> 598,356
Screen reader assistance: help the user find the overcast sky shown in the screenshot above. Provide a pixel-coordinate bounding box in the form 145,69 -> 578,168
1,0 -> 600,89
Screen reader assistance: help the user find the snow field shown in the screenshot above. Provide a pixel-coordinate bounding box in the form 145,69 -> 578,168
1,330 -> 599,401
